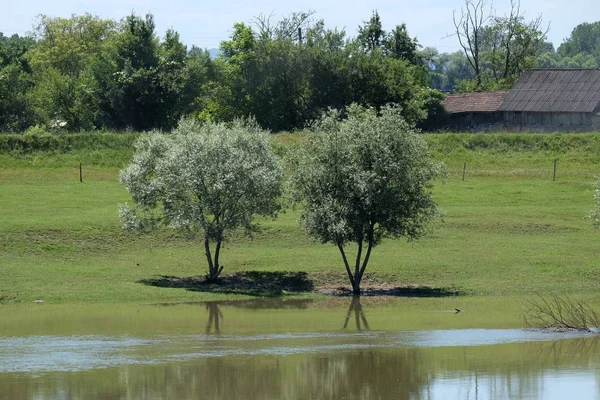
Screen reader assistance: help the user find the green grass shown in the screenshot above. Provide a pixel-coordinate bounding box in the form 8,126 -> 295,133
1,132 -> 600,304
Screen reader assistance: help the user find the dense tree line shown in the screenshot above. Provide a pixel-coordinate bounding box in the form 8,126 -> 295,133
1,9 -> 599,133
0,11 -> 443,133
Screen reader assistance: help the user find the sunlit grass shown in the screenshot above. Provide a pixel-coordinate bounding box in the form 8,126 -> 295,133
1,132 -> 600,304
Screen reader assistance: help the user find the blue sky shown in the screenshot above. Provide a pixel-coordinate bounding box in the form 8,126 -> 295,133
3,0 -> 599,52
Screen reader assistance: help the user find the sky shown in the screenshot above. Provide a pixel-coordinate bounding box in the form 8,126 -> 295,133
2,0 -> 600,53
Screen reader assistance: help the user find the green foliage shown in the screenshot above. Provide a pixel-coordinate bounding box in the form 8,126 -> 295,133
590,175 -> 600,229
0,34 -> 38,131
357,11 -> 385,52
357,11 -> 421,65
558,21 -> 600,58
28,14 -> 115,77
94,13 -> 163,131
453,0 -> 547,91
205,13 -> 440,131
385,24 -> 420,64
288,105 -> 441,293
0,132 -> 138,153
0,63 -> 38,131
0,11 -> 445,133
119,118 -> 283,280
536,21 -> 600,69
420,48 -> 474,92
24,14 -> 116,131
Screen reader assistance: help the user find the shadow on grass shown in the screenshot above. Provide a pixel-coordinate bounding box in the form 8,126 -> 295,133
138,271 -> 314,298
325,286 -> 461,297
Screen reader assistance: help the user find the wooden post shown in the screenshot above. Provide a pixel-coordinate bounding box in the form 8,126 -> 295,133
462,163 -> 466,181
298,27 -> 302,43
553,159 -> 558,181
80,163 -> 82,183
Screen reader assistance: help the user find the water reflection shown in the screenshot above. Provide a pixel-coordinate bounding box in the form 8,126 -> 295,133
204,297 -> 371,334
2,299 -> 600,400
342,296 -> 370,330
205,302 -> 223,333
3,337 -> 600,399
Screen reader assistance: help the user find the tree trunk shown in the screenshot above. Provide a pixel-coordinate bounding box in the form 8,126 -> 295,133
338,228 -> 375,295
352,277 -> 362,295
204,237 -> 223,282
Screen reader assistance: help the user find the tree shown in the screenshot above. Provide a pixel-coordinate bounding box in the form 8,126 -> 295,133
288,105 -> 441,294
119,118 -> 282,281
420,48 -> 474,92
357,11 -> 385,52
558,21 -> 600,58
24,14 -> 116,130
252,10 -> 315,41
28,14 -> 115,78
0,33 -> 37,131
385,24 -> 421,64
452,0 -> 547,90
94,13 -> 164,130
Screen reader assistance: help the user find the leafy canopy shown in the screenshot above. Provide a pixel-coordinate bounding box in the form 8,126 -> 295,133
119,118 -> 282,279
288,104 -> 441,292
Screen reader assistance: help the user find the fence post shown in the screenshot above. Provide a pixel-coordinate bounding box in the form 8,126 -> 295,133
462,163 -> 466,181
80,163 -> 83,183
553,159 -> 558,181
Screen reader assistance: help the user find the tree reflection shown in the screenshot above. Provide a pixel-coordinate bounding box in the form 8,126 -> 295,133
202,299 -> 315,334
5,307 -> 600,400
205,302 -> 223,333
342,296 -> 370,330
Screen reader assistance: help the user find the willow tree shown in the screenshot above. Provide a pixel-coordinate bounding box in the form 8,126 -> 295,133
288,104 -> 441,294
119,118 -> 282,281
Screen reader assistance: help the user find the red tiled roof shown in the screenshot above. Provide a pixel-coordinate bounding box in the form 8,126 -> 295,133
443,91 -> 509,114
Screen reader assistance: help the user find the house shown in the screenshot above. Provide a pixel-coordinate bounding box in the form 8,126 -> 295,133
442,69 -> 600,132
443,91 -> 508,131
499,69 -> 600,131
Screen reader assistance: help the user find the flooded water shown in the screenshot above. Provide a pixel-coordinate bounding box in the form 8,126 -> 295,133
1,297 -> 600,399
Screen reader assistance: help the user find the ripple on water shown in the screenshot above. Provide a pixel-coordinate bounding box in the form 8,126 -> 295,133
0,329 -> 595,373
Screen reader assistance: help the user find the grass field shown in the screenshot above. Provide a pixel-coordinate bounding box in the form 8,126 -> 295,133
1,132 -> 600,304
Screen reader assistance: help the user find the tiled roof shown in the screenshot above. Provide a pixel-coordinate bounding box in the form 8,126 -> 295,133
443,91 -> 509,114
499,69 -> 600,113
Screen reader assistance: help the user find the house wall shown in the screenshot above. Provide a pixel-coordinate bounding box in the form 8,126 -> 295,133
593,112 -> 600,130
503,112 -> 596,132
447,112 -> 504,132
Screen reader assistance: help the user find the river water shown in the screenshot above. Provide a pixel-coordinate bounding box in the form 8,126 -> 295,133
1,297 -> 599,399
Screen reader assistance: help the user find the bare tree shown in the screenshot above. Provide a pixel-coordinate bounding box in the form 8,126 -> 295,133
524,295 -> 600,332
453,0 -> 492,89
452,0 -> 548,90
252,10 -> 315,42
487,0 -> 548,80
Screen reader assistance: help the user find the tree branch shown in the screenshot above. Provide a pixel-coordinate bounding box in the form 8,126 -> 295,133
337,242 -> 355,287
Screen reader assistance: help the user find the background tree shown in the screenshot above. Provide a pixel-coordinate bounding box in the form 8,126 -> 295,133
558,21 -> 600,58
535,21 -> 600,69
385,23 -> 421,64
453,0 -> 547,91
357,11 -> 385,52
420,48 -> 474,92
26,14 -> 115,130
0,10 -> 446,132
119,118 -> 282,281
95,13 -> 163,130
0,33 -> 37,131
288,104 -> 440,294
304,22 -> 353,116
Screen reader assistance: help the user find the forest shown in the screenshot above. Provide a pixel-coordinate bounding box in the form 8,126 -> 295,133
1,5 -> 599,133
